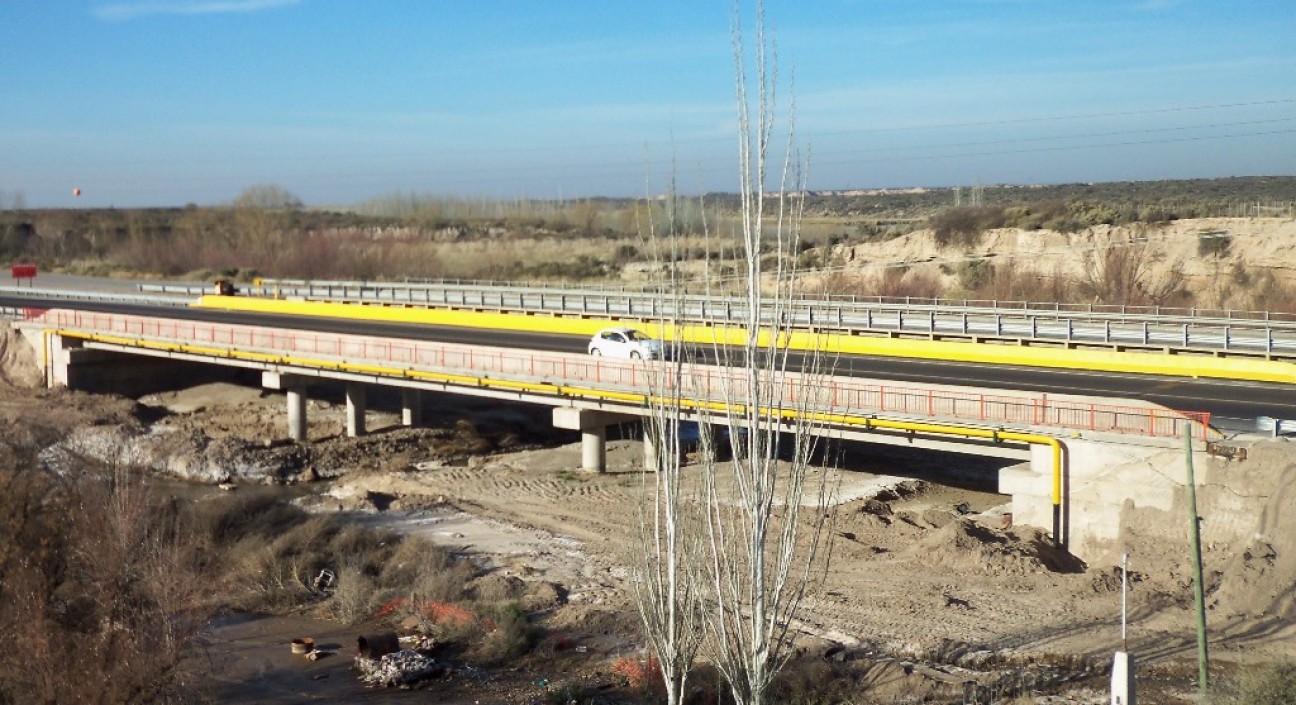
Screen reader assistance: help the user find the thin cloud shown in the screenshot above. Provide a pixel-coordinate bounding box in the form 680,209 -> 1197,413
94,0 -> 300,21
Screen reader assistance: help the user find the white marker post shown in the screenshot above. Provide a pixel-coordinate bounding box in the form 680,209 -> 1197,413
1111,552 -> 1135,705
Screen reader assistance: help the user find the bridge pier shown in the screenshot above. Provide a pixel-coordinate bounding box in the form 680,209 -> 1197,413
643,429 -> 659,471
287,384 -> 308,442
401,389 -> 423,427
263,372 -> 310,442
346,382 -> 367,437
553,407 -> 638,473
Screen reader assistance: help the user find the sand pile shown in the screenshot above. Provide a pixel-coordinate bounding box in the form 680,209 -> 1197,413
1207,447 -> 1296,620
905,518 -> 1085,575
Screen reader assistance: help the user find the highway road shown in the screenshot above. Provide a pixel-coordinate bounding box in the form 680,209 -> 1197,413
5,292 -> 1292,432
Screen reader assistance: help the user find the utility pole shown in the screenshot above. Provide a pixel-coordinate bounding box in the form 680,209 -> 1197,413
1184,427 -> 1210,702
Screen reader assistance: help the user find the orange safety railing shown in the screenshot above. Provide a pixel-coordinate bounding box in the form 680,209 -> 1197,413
30,309 -> 1212,440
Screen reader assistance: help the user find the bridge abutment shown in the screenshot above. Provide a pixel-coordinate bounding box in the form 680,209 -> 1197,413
40,332 -> 248,396
1001,435 -> 1214,561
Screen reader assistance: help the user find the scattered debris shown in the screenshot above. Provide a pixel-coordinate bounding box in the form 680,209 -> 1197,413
290,637 -> 315,655
356,649 -> 444,688
1207,441 -> 1247,460
312,569 -> 336,593
943,594 -> 973,610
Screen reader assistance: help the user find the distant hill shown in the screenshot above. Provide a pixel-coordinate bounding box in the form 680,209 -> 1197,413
700,175 -> 1296,220
1,175 -> 1292,285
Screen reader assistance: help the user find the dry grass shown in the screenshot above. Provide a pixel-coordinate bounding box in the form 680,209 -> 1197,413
0,462 -> 213,704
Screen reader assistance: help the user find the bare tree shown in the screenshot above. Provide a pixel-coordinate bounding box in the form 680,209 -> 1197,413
1078,230 -> 1187,307
631,5 -> 839,705
698,8 -> 838,702
630,186 -> 708,705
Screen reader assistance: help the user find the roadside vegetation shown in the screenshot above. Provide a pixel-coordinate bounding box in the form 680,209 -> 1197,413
0,419 -> 886,705
0,447 -> 557,703
0,177 -> 1292,304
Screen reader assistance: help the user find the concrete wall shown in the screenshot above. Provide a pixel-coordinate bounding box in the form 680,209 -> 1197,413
1000,434 -> 1233,564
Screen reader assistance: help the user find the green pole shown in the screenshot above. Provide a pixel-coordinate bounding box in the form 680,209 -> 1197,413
1184,427 -> 1209,701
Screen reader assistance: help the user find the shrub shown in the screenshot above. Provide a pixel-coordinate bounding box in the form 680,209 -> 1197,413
379,536 -> 466,592
473,602 -> 543,664
193,490 -> 308,546
329,559 -> 381,624
873,266 -> 944,300
929,205 -> 1007,247
955,260 -> 993,291
1219,661 -> 1296,705
0,464 -> 213,704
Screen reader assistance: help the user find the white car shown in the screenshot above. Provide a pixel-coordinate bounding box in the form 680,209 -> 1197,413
588,327 -> 664,360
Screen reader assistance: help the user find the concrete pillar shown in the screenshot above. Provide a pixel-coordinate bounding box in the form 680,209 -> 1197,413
401,388 -> 423,427
583,424 -> 608,474
553,407 -> 638,474
643,428 -> 659,472
264,372 -> 309,442
346,382 -> 367,437
286,385 -> 307,442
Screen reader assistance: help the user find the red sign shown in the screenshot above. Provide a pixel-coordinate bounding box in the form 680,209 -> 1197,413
11,264 -> 36,280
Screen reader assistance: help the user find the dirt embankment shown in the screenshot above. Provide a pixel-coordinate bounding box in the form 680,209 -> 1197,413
23,375 -> 1296,665
0,321 -> 41,388
823,217 -> 1296,308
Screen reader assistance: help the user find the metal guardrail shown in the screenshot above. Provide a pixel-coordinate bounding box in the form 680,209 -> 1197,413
1255,416 -> 1296,437
30,308 -> 1212,441
137,283 -> 218,296
250,277 -> 1296,322
0,285 -> 190,308
239,279 -> 1296,359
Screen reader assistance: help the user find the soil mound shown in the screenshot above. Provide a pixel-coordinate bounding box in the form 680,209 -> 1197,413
0,320 -> 41,387
1208,447 -> 1296,620
905,519 -> 1085,575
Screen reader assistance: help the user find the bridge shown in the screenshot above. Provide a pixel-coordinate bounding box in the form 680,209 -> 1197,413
12,283 -> 1250,561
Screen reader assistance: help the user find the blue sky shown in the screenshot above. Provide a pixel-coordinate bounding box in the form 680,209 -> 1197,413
2,1 -> 1294,207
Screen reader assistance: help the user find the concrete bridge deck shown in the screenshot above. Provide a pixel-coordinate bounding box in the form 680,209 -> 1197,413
18,307 -> 1221,561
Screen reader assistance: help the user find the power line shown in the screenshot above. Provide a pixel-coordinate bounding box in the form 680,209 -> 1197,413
806,98 -> 1296,137
822,117 -> 1296,157
813,127 -> 1296,168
